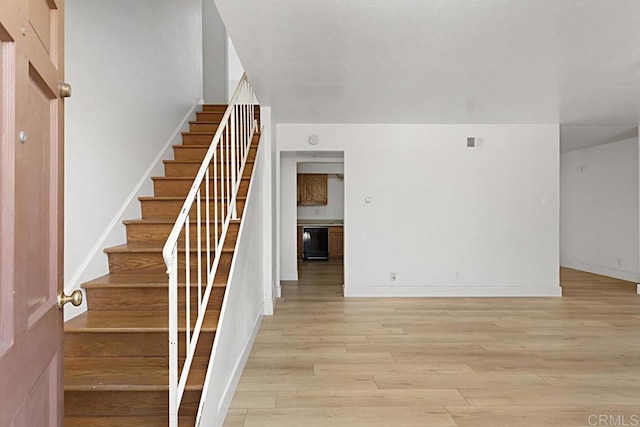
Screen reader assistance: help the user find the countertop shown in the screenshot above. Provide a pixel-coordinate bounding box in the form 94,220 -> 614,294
298,219 -> 343,226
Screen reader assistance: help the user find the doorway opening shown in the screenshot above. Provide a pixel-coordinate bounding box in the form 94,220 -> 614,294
279,151 -> 345,298
559,126 -> 640,296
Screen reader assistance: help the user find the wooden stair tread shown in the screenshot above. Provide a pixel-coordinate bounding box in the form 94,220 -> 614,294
64,356 -> 208,390
171,142 -> 259,149
163,159 -> 255,164
181,131 -> 217,135
188,120 -> 220,124
65,310 -> 219,332
103,243 -> 235,253
139,195 -> 247,201
202,104 -> 229,111
83,281 -> 225,290
64,416 -> 195,427
151,175 -> 251,181
83,273 -> 171,286
123,218 -> 241,225
82,273 -> 225,287
82,275 -> 228,296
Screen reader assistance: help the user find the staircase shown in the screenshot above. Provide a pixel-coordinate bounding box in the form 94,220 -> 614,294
63,104 -> 260,426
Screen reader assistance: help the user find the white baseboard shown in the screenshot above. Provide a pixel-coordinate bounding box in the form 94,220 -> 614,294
208,307 -> 263,427
345,285 -> 562,297
63,99 -> 202,322
561,260 -> 640,283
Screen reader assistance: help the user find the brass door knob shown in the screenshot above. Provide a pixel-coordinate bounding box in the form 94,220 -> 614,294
58,290 -> 82,309
59,81 -> 72,98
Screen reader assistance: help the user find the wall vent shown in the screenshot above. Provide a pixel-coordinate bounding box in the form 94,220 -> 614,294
467,137 -> 483,148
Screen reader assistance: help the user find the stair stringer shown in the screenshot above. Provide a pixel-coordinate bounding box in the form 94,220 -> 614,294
195,130 -> 268,427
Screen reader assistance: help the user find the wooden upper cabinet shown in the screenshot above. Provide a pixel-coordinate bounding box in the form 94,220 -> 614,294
297,174 -> 328,206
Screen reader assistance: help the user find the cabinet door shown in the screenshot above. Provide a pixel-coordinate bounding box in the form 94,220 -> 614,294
328,227 -> 344,259
301,174 -> 328,205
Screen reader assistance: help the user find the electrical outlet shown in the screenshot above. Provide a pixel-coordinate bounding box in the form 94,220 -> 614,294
456,272 -> 461,279
390,272 -> 397,282
618,258 -> 623,266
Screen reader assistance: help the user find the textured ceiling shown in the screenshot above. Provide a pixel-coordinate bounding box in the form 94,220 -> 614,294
216,0 -> 640,129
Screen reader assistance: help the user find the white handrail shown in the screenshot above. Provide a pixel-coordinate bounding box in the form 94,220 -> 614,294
163,73 -> 258,427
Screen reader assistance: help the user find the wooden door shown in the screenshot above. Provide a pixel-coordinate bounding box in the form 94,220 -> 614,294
0,0 -> 65,426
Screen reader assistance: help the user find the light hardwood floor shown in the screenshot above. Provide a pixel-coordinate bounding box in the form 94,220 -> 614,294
225,262 -> 640,427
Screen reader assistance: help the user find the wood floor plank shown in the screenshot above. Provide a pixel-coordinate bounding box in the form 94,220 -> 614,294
281,324 -> 406,336
243,407 -> 457,427
229,391 -> 277,409
236,375 -> 377,392
250,343 -> 348,353
379,320 -> 522,333
347,343 -> 488,354
364,332 -> 497,343
249,351 -> 395,364
447,405 -> 640,427
540,374 -> 640,388
223,409 -> 247,427
459,386 -> 640,406
314,362 -> 475,376
275,390 -> 468,408
241,359 -> 315,377
390,352 -> 544,364
254,334 -> 368,344
534,350 -> 640,362
482,342 -> 640,352
374,373 -> 548,390
467,358 -> 632,374
314,313 -> 424,322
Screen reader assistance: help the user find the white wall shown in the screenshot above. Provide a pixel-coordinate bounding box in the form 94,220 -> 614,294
227,37 -> 245,99
271,109 -> 281,298
280,158 -> 298,281
258,107 -> 274,314
65,0 -> 203,318
198,133 -> 268,426
297,163 -> 345,220
260,107 -> 278,308
202,0 -> 227,103
560,137 -> 639,282
278,124 -> 561,296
